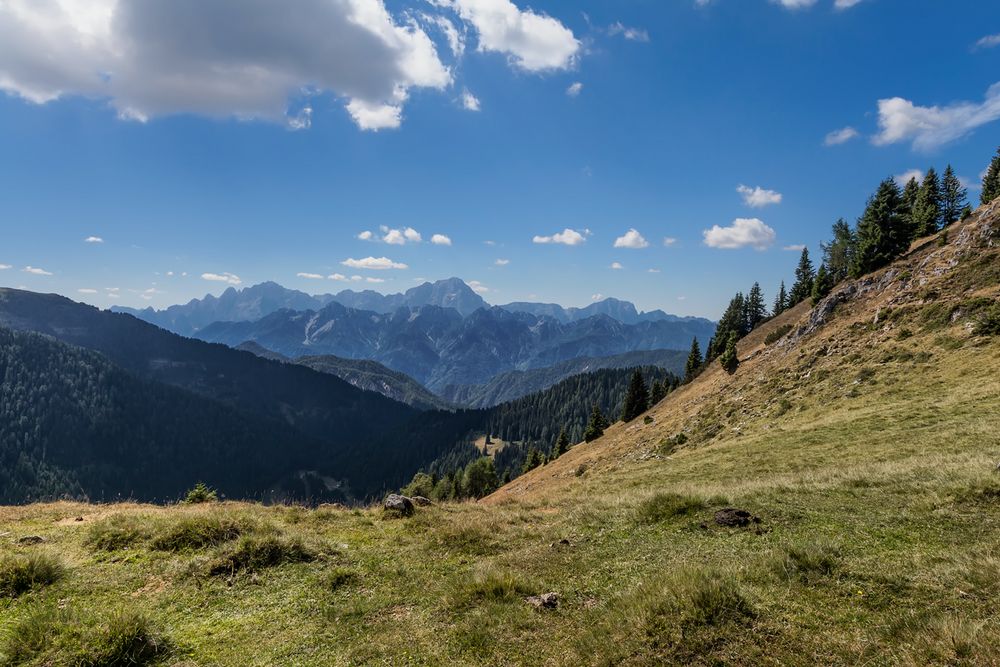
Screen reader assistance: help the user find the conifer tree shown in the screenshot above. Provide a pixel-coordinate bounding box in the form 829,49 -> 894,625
621,369 -> 650,422
684,337 -> 702,384
850,177 -> 907,278
746,282 -> 767,330
911,167 -> 942,238
811,263 -> 833,305
940,165 -> 967,227
900,177 -> 921,238
773,281 -> 788,316
789,247 -> 815,305
584,403 -> 609,442
822,219 -> 855,284
522,447 -> 544,474
719,331 -> 739,374
982,146 -> 1000,205
552,427 -> 570,459
650,379 -> 667,405
707,293 -> 746,360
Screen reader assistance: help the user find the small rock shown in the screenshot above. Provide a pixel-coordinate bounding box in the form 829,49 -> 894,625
995,461 -> 1000,472
411,496 -> 433,506
17,535 -> 45,545
383,494 -> 414,516
714,508 -> 760,528
74,516 -> 84,522
526,592 -> 559,610
550,538 -> 571,548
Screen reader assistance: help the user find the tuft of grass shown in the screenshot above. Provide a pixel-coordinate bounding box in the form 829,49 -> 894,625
0,552 -> 64,598
326,566 -> 358,592
451,568 -> 535,607
150,515 -> 250,552
773,541 -> 841,583
86,515 -> 151,551
636,492 -> 706,524
207,535 -> 316,577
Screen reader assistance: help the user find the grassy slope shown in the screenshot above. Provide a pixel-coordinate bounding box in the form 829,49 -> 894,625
2,203 -> 999,666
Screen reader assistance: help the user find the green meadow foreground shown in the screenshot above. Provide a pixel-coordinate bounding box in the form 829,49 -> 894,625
2,206 -> 1000,665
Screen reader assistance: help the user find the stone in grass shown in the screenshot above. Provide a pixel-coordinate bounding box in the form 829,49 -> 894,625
411,496 -> 433,506
526,592 -> 559,610
383,494 -> 415,516
17,535 -> 45,545
714,508 -> 760,528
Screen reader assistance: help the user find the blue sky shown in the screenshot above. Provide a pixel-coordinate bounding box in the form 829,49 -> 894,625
0,0 -> 998,318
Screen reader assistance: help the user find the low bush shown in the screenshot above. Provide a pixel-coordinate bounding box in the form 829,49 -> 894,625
0,552 -> 64,597
764,324 -> 793,346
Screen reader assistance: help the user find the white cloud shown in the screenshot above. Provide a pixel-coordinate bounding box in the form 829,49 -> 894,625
533,228 -> 587,246
77,288 -> 98,294
771,0 -> 817,7
202,272 -> 241,285
610,262 -> 623,270
461,89 -> 480,111
834,0 -> 864,8
494,258 -> 510,266
591,293 -> 603,301
484,240 -> 496,246
782,244 -> 806,252
366,277 -> 385,283
84,235 -> 104,243
438,0 -> 580,71
824,126 -> 859,146
613,228 -> 649,249
647,268 -> 661,273
737,184 -> 782,208
566,82 -> 583,97
381,226 -> 422,245
23,266 -> 53,276
341,256 -> 409,270
663,237 -> 677,247
424,13 -> 465,57
358,231 -> 374,241
329,273 -> 348,281
467,279 -> 489,294
894,169 -> 924,187
973,33 -> 1000,50
702,218 -> 776,250
0,264 -> 10,270
0,0 -> 452,131
873,82 -> 1000,150
431,233 -> 452,245
296,272 -> 324,280
608,22 -> 649,42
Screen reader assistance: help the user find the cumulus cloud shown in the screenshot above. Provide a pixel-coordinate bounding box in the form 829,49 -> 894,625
702,218 -> 776,250
296,272 -> 324,279
566,82 -> 583,97
737,184 -> 782,208
431,234 -> 452,245
893,169 -> 924,187
608,22 -> 649,42
202,272 -> 241,285
461,89 -> 480,111
0,0 -> 453,131
341,256 -> 408,270
590,293 -> 603,301
824,126 -> 859,146
663,237 -> 677,247
0,264 -> 11,270
834,0 -> 864,8
23,266 -> 53,275
84,235 -> 104,243
783,244 -> 806,252
77,288 -> 98,294
358,231 -> 374,241
613,228 -> 649,249
329,273 -> 365,282
533,228 -> 588,245
436,0 -> 580,71
467,279 -> 489,294
873,82 -> 1000,150
366,276 -> 385,283
380,226 -> 422,245
771,0 -> 817,7
609,261 -> 623,270
494,258 -> 510,266
973,33 -> 1000,50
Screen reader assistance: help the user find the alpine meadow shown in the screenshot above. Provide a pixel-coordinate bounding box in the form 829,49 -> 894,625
2,1 -> 1000,665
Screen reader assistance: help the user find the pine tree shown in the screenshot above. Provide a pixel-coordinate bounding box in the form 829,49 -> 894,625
822,219 -> 855,284
684,338 -> 702,384
789,248 -> 815,305
940,165 -> 967,227
707,293 -> 746,360
522,447 -> 544,474
911,167 -> 942,238
650,379 -> 667,405
851,177 -> 907,278
810,263 -> 832,305
773,281 -> 788,316
746,282 -> 767,330
719,331 -> 739,374
552,427 -> 570,459
583,403 -> 609,442
621,369 -> 650,422
982,146 -> 1000,205
900,176 -> 921,239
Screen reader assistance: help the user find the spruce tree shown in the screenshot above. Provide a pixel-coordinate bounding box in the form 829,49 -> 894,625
708,293 -> 746,360
850,177 -> 907,278
900,177 -> 921,239
789,247 -> 815,305
650,379 -> 667,405
982,146 -> 1000,205
746,282 -> 767,330
719,331 -> 739,374
621,369 -> 650,422
552,427 -> 570,459
822,219 -> 856,284
584,403 -> 609,442
684,337 -> 702,384
940,165 -> 967,227
773,281 -> 788,316
810,263 -> 832,306
522,447 -> 543,474
911,167 -> 942,238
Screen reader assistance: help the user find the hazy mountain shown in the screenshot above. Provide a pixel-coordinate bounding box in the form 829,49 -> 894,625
440,349 -> 689,408
497,297 -> 710,326
331,277 -> 488,316
197,302 -> 715,392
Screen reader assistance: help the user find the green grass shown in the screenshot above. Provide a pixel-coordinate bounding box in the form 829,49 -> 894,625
0,553 -> 64,598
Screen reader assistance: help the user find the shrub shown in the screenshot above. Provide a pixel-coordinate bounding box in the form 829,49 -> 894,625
0,552 -> 64,597
86,515 -> 150,551
643,415 -> 654,425
637,492 -> 706,524
973,303 -> 1000,336
150,516 -> 249,552
208,535 -> 315,577
182,482 -> 218,504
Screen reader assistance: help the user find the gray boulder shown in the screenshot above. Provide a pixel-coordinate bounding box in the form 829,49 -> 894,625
383,494 -> 415,516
